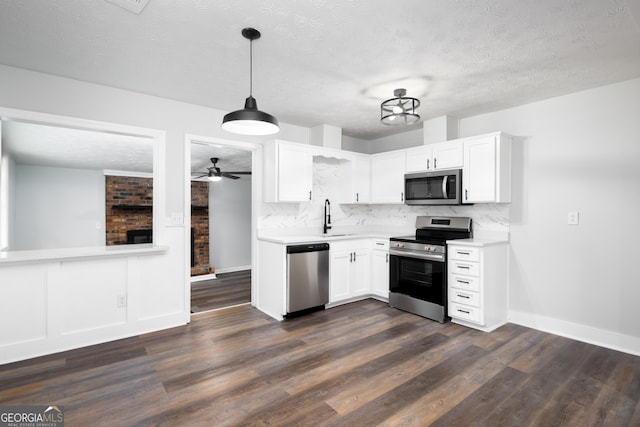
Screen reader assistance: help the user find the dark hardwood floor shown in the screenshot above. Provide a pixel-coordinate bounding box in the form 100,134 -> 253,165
191,269 -> 251,313
1,299 -> 639,426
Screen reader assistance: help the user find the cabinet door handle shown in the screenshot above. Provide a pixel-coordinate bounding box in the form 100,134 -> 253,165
353,252 -> 357,262
386,253 -> 389,263
458,294 -> 470,299
401,192 -> 404,202
309,190 -> 312,200
434,158 -> 437,169
457,309 -> 470,314
457,265 -> 470,270
465,189 -> 468,201
350,252 -> 353,262
356,193 -> 359,202
457,251 -> 470,255
457,279 -> 470,284
427,159 -> 430,169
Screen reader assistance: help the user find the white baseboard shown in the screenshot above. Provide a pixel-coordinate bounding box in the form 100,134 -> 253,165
214,265 -> 251,274
509,309 -> 640,357
190,273 -> 217,282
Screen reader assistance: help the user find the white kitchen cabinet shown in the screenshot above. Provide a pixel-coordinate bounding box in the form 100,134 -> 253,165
405,145 -> 433,172
329,240 -> 371,303
371,239 -> 389,299
370,151 -> 406,203
263,141 -> 313,203
462,133 -> 511,203
405,141 -> 463,173
448,242 -> 508,332
433,141 -> 463,170
350,153 -> 371,204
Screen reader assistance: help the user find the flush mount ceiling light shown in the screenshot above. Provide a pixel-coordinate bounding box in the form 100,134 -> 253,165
221,27 -> 280,136
380,88 -> 421,126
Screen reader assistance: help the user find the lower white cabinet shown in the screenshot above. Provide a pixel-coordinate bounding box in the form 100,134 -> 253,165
371,239 -> 389,299
329,240 -> 371,303
448,242 -> 508,332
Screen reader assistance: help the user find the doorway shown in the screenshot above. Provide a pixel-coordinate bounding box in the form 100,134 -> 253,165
186,136 -> 258,314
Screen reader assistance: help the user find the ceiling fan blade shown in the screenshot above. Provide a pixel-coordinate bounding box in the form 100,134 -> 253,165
193,174 -> 208,179
225,171 -> 252,175
221,172 -> 241,180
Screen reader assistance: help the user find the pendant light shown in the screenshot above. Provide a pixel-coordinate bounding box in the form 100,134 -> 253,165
380,88 -> 420,126
221,27 -> 280,136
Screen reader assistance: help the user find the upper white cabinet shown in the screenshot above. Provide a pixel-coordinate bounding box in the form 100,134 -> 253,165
263,141 -> 313,203
462,133 -> 511,203
370,151 -> 406,204
405,141 -> 463,173
349,153 -> 371,204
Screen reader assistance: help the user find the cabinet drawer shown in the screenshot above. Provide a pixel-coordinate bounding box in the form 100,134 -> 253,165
371,239 -> 389,251
450,260 -> 480,276
449,274 -> 480,292
450,289 -> 480,307
450,302 -> 482,324
449,246 -> 480,262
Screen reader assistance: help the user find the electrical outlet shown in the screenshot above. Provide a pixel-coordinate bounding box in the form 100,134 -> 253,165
117,294 -> 127,308
567,212 -> 579,225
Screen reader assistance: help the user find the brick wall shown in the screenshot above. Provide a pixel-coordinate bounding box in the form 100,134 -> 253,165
105,176 -> 212,275
191,181 -> 212,276
105,176 -> 153,246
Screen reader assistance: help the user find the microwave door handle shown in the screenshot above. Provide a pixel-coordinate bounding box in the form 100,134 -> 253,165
442,176 -> 448,199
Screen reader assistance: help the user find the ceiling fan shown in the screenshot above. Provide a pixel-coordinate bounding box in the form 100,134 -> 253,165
192,158 -> 251,181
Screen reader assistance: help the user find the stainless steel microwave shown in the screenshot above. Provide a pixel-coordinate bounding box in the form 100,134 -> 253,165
404,169 -> 462,205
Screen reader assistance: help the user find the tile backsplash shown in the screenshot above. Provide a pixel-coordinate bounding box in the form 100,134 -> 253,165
259,157 -> 509,237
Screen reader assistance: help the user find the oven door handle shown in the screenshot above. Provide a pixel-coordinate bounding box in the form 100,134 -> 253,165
389,249 -> 445,262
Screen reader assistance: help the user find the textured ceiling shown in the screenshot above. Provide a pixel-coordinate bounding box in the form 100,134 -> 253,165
0,0 -> 639,140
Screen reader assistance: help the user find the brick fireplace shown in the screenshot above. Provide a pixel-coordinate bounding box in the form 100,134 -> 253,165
105,175 -> 153,246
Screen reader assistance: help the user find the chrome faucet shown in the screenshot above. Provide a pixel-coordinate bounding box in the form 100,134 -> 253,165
323,199 -> 332,234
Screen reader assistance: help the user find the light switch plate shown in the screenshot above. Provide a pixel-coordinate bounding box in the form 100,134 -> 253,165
170,212 -> 184,226
567,212 -> 579,225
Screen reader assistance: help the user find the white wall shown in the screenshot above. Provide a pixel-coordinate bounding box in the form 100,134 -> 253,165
13,165 -> 105,250
0,152 -> 15,250
342,128 -> 423,155
209,176 -> 252,272
458,78 -> 640,353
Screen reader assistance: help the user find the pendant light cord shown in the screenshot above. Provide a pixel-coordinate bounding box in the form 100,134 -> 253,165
249,39 -> 253,97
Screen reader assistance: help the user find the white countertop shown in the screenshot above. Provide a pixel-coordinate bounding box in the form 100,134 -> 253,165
258,232 -> 397,245
0,244 -> 169,265
446,238 -> 509,247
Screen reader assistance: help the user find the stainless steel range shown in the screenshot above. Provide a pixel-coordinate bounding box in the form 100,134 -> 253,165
389,216 -> 472,322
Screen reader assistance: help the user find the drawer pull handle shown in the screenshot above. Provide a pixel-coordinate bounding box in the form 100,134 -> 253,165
458,294 -> 470,299
376,242 -> 384,246
457,266 -> 470,269
458,309 -> 470,314
457,280 -> 470,284
457,251 -> 470,255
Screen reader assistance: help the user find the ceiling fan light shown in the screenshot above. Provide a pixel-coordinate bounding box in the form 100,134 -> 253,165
208,174 -> 223,182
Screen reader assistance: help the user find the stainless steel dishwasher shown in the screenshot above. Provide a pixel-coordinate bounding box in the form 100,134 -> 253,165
286,243 -> 330,316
